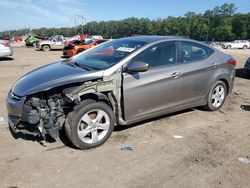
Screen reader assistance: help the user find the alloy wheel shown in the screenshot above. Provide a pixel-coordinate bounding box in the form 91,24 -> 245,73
211,85 -> 225,108
77,109 -> 110,144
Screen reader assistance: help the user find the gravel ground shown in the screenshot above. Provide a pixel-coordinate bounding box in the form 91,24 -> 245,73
0,47 -> 249,188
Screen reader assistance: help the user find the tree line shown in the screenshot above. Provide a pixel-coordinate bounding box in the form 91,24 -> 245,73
1,3 -> 250,41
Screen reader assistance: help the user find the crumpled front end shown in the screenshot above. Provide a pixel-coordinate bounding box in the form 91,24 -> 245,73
6,89 -> 68,139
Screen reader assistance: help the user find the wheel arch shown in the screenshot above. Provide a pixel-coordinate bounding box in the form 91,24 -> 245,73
202,75 -> 230,105
80,92 -> 113,109
218,78 -> 229,94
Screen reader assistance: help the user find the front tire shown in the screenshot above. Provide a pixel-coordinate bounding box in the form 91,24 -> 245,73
42,45 -> 50,52
65,100 -> 115,149
243,45 -> 247,50
76,48 -> 84,54
204,81 -> 227,111
227,45 -> 231,49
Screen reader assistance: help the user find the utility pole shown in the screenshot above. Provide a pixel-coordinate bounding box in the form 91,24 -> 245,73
74,15 -> 77,35
74,14 -> 86,34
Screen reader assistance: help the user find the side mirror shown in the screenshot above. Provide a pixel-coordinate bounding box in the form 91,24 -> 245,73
125,61 -> 149,73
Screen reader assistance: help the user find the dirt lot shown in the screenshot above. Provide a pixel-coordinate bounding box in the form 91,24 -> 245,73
0,47 -> 249,188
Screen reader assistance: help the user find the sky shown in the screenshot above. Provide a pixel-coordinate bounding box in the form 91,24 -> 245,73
1,0 -> 250,31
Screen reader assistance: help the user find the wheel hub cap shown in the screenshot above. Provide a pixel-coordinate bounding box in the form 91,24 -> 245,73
77,109 -> 110,144
211,85 -> 225,108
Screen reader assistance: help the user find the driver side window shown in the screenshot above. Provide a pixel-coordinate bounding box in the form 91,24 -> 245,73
132,42 -> 177,68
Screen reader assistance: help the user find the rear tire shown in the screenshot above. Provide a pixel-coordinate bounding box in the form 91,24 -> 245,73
227,45 -> 231,49
76,48 -> 84,54
204,81 -> 227,111
243,45 -> 247,50
42,45 -> 50,52
65,99 -> 115,149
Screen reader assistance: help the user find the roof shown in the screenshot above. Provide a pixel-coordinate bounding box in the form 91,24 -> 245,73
119,35 -> 189,43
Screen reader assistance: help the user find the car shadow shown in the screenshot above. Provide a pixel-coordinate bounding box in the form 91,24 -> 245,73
58,128 -> 79,149
0,57 -> 13,61
235,68 -> 250,80
9,124 -> 79,149
61,55 -> 70,59
8,108 -> 199,149
114,108 -> 194,132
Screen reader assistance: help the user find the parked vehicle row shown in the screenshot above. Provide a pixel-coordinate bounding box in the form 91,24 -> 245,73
6,36 -> 236,149
35,35 -> 106,54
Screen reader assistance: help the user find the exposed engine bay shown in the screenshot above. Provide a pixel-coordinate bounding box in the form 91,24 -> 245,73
20,91 -> 70,139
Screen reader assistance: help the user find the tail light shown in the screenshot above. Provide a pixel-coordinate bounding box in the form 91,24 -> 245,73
2,43 -> 10,47
227,58 -> 237,67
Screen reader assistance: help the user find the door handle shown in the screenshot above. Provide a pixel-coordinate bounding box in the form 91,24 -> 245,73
212,63 -> 218,68
171,72 -> 181,78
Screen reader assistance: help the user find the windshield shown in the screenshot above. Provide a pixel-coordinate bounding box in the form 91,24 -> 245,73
84,39 -> 94,44
64,39 -> 147,70
48,36 -> 54,41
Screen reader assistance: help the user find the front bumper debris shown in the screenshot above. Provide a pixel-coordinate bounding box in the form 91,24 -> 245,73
8,114 -> 39,136
6,90 -> 40,137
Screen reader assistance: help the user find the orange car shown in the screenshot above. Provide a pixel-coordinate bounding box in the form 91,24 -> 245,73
63,39 -> 108,57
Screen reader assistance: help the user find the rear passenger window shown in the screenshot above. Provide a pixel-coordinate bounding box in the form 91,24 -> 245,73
181,42 -> 211,63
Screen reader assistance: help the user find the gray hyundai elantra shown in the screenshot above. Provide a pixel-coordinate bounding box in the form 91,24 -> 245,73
6,36 -> 236,149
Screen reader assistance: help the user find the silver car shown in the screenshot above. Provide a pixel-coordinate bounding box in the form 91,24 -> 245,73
36,35 -> 65,51
6,36 -> 236,149
0,42 -> 13,58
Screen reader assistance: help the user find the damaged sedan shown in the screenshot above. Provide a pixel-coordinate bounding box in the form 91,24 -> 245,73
6,36 -> 236,149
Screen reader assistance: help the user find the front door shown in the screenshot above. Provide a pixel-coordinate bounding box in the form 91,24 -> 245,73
122,42 -> 182,122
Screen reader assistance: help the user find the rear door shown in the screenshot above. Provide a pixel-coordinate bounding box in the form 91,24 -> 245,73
177,41 -> 216,105
123,41 -> 183,121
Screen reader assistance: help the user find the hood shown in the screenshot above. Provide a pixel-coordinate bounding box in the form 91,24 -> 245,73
12,61 -> 103,96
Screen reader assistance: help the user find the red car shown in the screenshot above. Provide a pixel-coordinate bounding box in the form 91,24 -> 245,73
12,36 -> 23,42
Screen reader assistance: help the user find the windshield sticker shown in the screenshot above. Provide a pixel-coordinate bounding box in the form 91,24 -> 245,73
116,47 -> 136,52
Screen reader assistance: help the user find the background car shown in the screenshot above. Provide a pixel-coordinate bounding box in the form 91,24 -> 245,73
25,35 -> 43,46
0,35 -> 10,44
222,40 -> 249,49
63,34 -> 89,46
12,36 -> 23,42
36,35 -> 66,51
0,42 -> 13,58
62,39 -> 108,57
244,57 -> 250,75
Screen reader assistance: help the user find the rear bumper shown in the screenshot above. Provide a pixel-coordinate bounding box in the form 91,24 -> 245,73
228,71 -> 235,94
244,67 -> 250,75
0,48 -> 13,57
